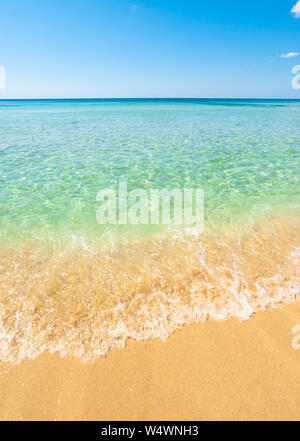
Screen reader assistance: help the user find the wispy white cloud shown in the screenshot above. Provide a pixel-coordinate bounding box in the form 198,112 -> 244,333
291,1 -> 300,18
280,52 -> 299,58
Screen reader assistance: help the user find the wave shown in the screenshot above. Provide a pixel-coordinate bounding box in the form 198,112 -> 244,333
0,215 -> 299,363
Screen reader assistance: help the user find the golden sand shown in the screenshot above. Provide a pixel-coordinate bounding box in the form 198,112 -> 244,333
0,302 -> 299,421
0,214 -> 300,420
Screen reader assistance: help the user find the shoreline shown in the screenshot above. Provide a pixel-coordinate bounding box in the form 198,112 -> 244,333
1,214 -> 300,364
0,302 -> 299,421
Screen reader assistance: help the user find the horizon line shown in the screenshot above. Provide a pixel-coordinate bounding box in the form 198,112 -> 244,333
1,97 -> 300,101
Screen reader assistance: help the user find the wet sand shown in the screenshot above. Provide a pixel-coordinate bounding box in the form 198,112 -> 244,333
0,302 -> 299,421
1,216 -> 300,364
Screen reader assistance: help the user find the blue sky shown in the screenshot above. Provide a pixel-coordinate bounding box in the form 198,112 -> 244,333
0,0 -> 300,98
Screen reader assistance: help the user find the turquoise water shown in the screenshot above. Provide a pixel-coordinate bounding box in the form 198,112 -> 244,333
1,99 -> 300,244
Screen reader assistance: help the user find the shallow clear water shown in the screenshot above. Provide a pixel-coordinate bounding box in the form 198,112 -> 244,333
0,99 -> 300,363
1,99 -> 300,243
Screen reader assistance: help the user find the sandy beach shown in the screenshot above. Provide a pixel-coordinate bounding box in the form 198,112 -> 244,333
0,302 -> 299,421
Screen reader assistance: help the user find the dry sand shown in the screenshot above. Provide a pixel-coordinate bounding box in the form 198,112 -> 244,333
0,302 -> 299,421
